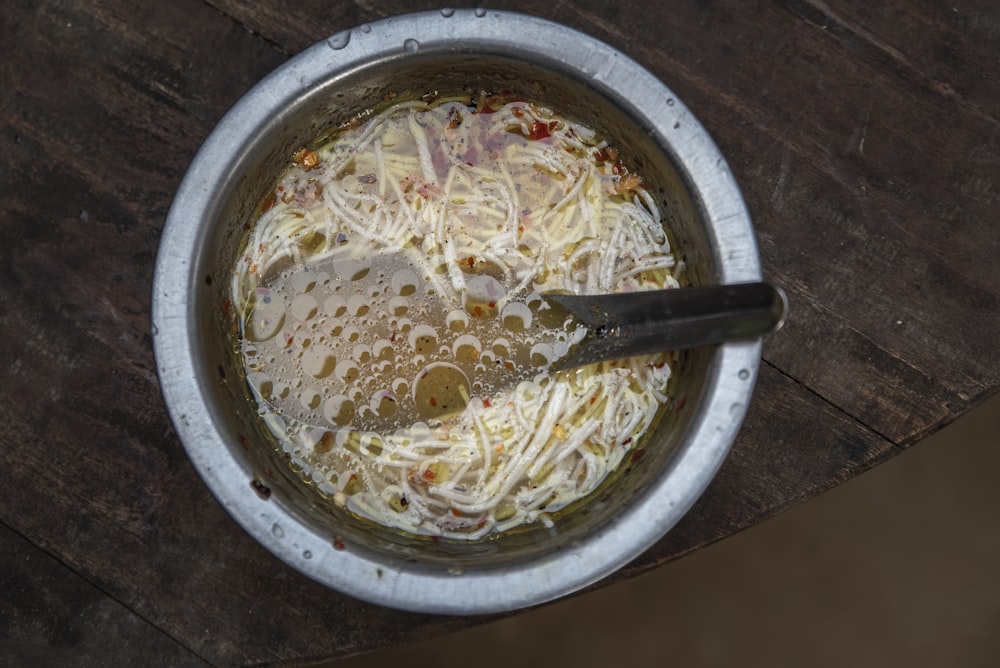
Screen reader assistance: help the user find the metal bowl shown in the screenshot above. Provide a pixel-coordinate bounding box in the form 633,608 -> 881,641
152,9 -> 761,614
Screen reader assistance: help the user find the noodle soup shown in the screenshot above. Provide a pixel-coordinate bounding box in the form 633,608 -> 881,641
231,92 -> 682,539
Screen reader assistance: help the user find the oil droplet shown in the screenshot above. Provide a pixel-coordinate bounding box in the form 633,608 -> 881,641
501,302 -> 532,331
325,295 -> 348,317
403,38 -> 419,52
271,523 -> 285,538
372,339 -> 393,360
247,371 -> 273,399
530,343 -> 555,367
371,391 -> 398,418
246,288 -> 285,341
341,325 -> 361,342
336,360 -> 360,384
300,389 -> 322,411
412,362 -> 470,419
290,271 -> 317,293
290,293 -> 318,321
328,32 -> 350,50
409,324 -> 438,355
446,309 -> 468,332
324,395 -> 355,426
388,295 -> 410,316
391,269 -> 419,295
347,294 -> 369,316
492,337 -> 511,358
302,349 -> 335,378
440,8 -> 455,17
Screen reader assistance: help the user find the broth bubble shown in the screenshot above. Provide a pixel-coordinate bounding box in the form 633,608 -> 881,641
412,363 -> 470,420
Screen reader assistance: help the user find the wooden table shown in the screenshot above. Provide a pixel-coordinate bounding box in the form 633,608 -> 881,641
2,0 -> 997,665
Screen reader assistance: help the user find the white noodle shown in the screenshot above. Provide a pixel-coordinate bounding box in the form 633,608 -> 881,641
231,97 -> 680,539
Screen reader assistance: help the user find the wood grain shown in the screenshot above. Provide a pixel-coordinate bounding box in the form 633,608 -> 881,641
0,524 -> 207,666
0,0 -> 997,664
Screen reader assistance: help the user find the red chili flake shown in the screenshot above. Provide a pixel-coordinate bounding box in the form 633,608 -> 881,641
221,299 -> 232,316
675,395 -> 688,411
429,397 -> 437,407
285,333 -> 294,346
450,508 -> 461,517
630,448 -> 646,463
422,469 -> 436,481
250,478 -> 271,500
332,536 -> 346,551
482,397 -> 492,408
528,121 -> 551,141
389,329 -> 397,342
590,396 -> 597,405
467,256 -> 476,268
473,305 -> 483,317
238,434 -> 251,450
503,361 -> 515,371
262,193 -> 276,212
622,437 -> 633,446
488,300 -> 497,309
512,107 -> 525,118
476,517 -> 487,528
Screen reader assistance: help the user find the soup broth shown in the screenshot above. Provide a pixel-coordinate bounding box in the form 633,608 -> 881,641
231,92 -> 682,539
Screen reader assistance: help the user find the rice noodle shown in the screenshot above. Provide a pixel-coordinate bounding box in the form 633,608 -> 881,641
230,94 -> 681,539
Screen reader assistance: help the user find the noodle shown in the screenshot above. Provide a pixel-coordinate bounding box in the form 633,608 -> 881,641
230,93 -> 681,538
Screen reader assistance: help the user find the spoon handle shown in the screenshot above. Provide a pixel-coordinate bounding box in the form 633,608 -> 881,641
544,282 -> 787,370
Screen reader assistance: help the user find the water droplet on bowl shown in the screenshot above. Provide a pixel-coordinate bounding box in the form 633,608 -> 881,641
303,550 -> 313,559
328,32 -> 350,50
403,38 -> 419,52
738,368 -> 750,381
474,8 -> 487,17
440,8 -> 455,17
271,523 -> 285,538
359,23 -> 371,33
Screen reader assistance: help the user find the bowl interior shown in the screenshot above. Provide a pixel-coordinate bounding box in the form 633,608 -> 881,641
158,14 -> 759,611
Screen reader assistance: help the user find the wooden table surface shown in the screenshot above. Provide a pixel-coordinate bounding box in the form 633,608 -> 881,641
2,0 -> 997,665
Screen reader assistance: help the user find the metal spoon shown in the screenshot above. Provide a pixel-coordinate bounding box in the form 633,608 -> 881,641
543,281 -> 787,370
